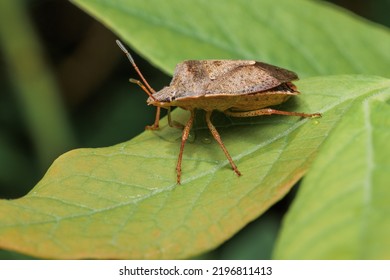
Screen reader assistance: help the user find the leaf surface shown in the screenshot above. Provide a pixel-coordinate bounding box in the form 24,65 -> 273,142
71,0 -> 390,77
274,81 -> 390,259
0,76 -> 389,259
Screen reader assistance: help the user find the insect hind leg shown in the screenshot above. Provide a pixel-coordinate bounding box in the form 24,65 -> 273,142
224,108 -> 321,118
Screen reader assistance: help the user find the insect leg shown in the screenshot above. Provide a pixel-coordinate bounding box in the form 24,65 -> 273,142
145,106 -> 161,130
167,107 -> 184,129
224,108 -> 321,118
128,78 -> 160,130
205,111 -> 242,177
176,110 -> 195,184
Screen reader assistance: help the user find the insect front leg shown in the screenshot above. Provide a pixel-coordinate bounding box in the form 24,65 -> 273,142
176,110 -> 195,184
224,108 -> 321,118
145,106 -> 161,130
205,111 -> 241,177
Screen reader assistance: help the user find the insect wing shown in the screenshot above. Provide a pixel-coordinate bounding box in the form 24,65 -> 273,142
204,61 -> 298,96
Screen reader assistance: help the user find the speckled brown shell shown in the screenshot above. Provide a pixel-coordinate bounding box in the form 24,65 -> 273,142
149,60 -> 298,103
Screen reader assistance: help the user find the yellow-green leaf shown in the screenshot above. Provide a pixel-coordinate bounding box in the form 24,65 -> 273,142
0,75 -> 389,259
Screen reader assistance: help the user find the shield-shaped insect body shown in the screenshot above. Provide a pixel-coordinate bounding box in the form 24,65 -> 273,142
117,40 -> 321,184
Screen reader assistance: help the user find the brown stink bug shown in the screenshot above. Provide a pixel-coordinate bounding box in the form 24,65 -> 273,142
116,40 -> 321,184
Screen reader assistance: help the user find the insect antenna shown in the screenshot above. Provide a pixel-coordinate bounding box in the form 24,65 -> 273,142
129,78 -> 154,99
116,40 -> 157,101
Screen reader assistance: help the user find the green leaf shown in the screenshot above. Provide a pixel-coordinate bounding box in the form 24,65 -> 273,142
71,0 -> 390,77
1,0 -> 389,260
0,75 -> 389,259
274,81 -> 390,259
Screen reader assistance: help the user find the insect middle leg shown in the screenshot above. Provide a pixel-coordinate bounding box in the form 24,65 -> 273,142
167,107 -> 184,129
224,108 -> 321,118
176,109 -> 195,184
205,111 -> 242,177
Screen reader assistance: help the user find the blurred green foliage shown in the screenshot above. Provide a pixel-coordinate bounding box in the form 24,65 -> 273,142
0,0 -> 388,259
